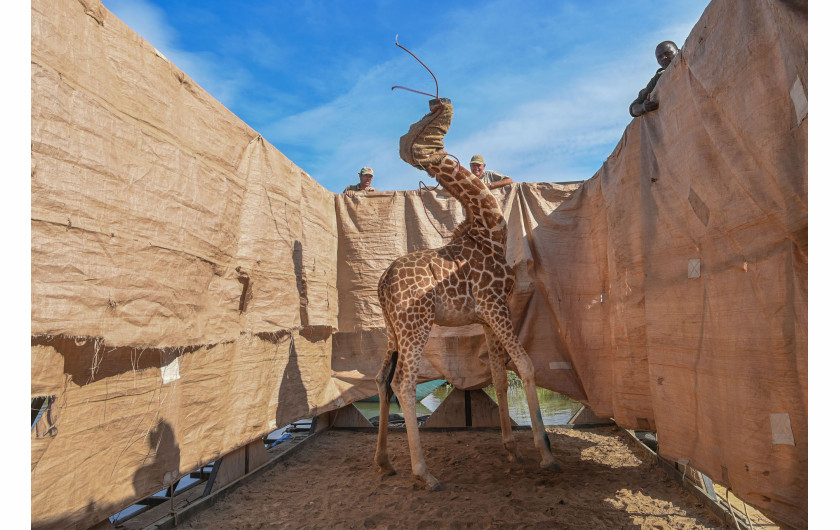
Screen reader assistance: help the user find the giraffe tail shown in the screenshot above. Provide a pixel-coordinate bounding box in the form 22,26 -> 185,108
385,350 -> 399,404
399,99 -> 453,169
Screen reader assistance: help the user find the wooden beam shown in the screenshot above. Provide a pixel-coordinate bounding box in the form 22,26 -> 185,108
317,404 -> 374,429
567,406 -> 614,426
422,388 -> 515,428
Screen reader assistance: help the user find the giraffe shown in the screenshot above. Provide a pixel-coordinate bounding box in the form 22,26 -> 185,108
373,99 -> 560,490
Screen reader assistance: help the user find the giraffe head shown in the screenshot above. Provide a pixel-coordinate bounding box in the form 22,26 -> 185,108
399,99 -> 454,169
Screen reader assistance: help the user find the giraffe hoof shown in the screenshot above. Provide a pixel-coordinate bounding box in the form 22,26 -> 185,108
377,464 -> 396,476
541,461 -> 563,473
413,474 -> 442,491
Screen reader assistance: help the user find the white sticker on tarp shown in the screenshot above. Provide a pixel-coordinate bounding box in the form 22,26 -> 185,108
549,361 -> 573,370
770,413 -> 795,445
790,76 -> 807,125
688,258 -> 701,279
161,357 -> 180,384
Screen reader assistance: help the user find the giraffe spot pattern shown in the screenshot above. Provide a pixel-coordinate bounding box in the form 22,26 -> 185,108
376,113 -> 558,484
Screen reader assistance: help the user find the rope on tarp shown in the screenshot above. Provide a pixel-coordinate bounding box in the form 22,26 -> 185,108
418,181 -> 444,239
724,488 -> 744,530
742,500 -> 755,530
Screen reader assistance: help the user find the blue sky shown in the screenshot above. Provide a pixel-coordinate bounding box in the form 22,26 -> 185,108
12,3 -> 833,523
102,0 -> 709,193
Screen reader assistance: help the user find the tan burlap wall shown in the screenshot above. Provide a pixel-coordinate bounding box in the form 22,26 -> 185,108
331,184 -> 593,405
31,1 -> 345,528
31,0 -> 806,528
332,1 -> 807,527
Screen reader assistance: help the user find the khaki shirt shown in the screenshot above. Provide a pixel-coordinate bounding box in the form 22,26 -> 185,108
479,170 -> 509,186
343,183 -> 376,193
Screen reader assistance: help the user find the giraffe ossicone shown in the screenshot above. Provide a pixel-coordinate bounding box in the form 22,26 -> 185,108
374,99 -> 561,491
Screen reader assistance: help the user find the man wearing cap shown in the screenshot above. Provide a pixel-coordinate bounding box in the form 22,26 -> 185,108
629,41 -> 680,117
344,167 -> 376,193
469,155 -> 514,190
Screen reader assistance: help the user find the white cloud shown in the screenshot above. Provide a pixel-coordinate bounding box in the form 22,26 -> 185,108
103,0 -> 175,51
266,17 -> 661,192
320,3 -> 705,192
103,0 -> 249,110
102,0 -> 710,193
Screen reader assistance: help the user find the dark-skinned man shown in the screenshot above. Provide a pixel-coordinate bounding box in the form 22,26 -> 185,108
469,155 -> 515,190
629,41 -> 679,118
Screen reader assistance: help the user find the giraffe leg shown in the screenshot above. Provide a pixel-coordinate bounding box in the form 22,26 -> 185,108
509,346 -> 561,471
391,310 -> 441,491
479,299 -> 561,472
374,351 -> 397,475
484,325 -> 523,463
393,364 -> 441,491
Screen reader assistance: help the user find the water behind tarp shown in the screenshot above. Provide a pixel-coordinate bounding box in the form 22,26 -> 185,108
353,384 -> 581,426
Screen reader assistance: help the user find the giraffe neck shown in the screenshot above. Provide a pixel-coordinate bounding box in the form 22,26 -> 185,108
425,157 -> 507,249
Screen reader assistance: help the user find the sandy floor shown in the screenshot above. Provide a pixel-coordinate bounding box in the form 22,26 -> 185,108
185,427 -> 724,529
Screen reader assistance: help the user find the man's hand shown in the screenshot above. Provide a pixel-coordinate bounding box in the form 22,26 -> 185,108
489,178 -> 514,190
631,98 -> 659,117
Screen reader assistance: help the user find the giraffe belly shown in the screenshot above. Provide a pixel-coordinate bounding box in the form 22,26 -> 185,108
434,307 -> 477,327
433,285 -> 478,327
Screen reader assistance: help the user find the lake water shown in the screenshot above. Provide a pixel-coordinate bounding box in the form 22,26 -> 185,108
353,383 -> 581,426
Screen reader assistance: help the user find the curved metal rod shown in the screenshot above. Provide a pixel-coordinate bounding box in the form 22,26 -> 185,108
393,34 -> 440,101
391,85 -> 438,99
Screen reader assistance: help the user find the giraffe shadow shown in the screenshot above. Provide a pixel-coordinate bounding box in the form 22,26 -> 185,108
270,329 -> 310,428
131,420 -> 181,501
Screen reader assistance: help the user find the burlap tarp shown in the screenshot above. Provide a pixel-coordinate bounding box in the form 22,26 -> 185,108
32,0 -> 806,528
32,1 -> 345,528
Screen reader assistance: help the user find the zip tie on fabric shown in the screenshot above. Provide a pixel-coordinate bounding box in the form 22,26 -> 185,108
392,35 -> 443,103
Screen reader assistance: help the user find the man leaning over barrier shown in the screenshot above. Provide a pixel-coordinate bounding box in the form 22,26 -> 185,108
629,40 -> 679,118
344,167 -> 376,193
469,155 -> 514,190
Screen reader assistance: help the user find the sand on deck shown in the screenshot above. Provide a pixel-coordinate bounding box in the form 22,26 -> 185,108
183,426 -> 726,529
